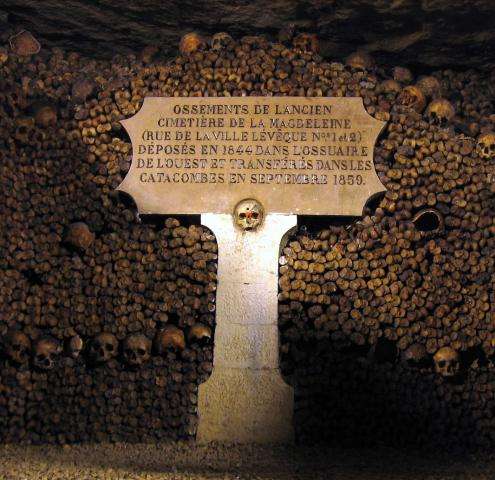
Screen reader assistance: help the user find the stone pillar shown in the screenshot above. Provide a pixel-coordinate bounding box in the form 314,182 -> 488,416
197,213 -> 296,444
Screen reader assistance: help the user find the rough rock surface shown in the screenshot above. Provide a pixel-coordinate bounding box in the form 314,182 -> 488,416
1,1 -> 495,69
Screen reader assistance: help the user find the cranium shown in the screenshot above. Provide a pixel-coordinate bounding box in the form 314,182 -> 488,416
64,222 -> 95,250
476,132 -> 495,159
416,75 -> 441,99
397,85 -> 426,113
402,343 -> 427,368
392,66 -> 413,84
179,32 -> 205,56
4,330 -> 31,365
68,335 -> 84,359
234,198 -> 264,231
123,334 -> 151,368
154,326 -> 186,354
9,30 -> 40,56
89,332 -> 118,364
345,50 -> 374,70
33,336 -> 61,370
380,79 -> 402,95
34,105 -> 57,128
188,324 -> 212,345
425,98 -> 455,126
433,347 -> 460,378
211,32 -> 233,51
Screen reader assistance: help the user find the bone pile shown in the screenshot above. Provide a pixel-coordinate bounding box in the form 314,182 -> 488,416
0,29 -> 494,449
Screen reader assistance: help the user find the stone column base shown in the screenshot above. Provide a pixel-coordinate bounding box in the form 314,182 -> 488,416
197,367 -> 294,444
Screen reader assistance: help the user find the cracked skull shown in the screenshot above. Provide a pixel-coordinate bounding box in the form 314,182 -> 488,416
397,85 -> 426,113
434,347 -> 460,378
89,332 -> 118,364
123,334 -> 151,367
33,337 -> 61,370
476,132 -> 495,159
4,330 -> 31,365
234,198 -> 264,231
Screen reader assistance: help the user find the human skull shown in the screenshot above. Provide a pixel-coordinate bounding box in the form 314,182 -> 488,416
188,324 -> 212,345
33,337 -> 61,370
9,30 -> 40,56
89,333 -> 118,364
416,75 -> 441,98
154,326 -> 186,354
426,98 -> 455,126
392,66 -> 413,84
179,32 -> 204,55
345,50 -> 374,70
4,330 -> 31,365
402,343 -> 427,368
397,85 -> 426,113
380,79 -> 402,95
123,334 -> 151,368
433,347 -> 460,378
476,132 -> 495,159
64,222 -> 95,250
68,335 -> 83,359
211,32 -> 233,50
234,199 -> 264,231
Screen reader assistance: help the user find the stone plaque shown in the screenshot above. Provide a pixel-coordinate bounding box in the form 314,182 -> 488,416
118,96 -> 386,445
118,97 -> 385,216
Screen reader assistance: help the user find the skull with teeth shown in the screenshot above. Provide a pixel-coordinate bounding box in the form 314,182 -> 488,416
4,330 -> 31,365
425,98 -> 455,126
434,347 -> 460,378
154,326 -> 186,354
123,334 -> 151,368
476,132 -> 495,159
397,85 -> 426,113
33,336 -> 61,370
234,199 -> 264,231
89,333 -> 118,364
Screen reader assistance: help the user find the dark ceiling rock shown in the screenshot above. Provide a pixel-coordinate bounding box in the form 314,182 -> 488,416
1,0 -> 495,70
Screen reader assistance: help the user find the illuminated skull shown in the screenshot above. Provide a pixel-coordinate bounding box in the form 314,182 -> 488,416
188,323 -> 212,345
425,99 -> 455,126
433,347 -> 460,378
234,199 -> 264,231
397,85 -> 426,113
476,132 -> 495,159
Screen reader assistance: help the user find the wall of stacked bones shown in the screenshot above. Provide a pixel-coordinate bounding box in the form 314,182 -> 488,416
0,30 -> 494,450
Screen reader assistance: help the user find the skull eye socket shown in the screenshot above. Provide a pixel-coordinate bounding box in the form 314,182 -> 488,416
137,348 -> 146,355
106,344 -> 114,351
438,360 -> 446,368
239,212 -> 246,219
251,212 -> 259,219
12,345 -> 21,352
